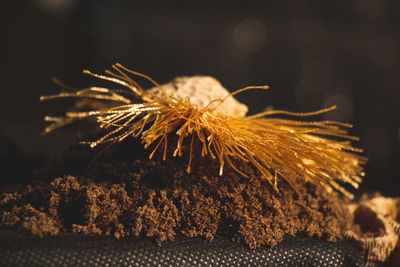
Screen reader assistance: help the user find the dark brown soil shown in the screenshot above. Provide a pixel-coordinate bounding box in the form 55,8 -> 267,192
0,138 -> 352,248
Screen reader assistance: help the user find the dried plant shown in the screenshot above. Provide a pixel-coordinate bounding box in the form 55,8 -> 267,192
41,63 -> 367,198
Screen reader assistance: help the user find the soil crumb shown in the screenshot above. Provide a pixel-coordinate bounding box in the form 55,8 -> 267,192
0,138 -> 351,248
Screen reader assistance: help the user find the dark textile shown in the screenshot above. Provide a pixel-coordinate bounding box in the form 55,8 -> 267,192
0,230 -> 363,266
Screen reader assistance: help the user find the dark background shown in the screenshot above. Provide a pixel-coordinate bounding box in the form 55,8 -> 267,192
1,0 -> 399,195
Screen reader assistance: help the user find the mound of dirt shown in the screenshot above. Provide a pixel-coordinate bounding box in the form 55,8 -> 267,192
0,138 -> 351,248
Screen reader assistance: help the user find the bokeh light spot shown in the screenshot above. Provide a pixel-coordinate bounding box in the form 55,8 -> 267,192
36,0 -> 77,15
356,0 -> 386,19
233,19 -> 267,53
322,94 -> 354,122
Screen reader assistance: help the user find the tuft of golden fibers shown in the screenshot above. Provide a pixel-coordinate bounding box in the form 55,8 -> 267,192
41,63 -> 367,199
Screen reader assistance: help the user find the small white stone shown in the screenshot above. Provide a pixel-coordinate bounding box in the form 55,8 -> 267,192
149,76 -> 248,118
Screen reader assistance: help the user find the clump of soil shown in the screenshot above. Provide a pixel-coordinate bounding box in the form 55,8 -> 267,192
0,138 -> 351,248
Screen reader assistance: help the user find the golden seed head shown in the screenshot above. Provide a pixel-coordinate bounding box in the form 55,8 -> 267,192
42,63 -> 367,198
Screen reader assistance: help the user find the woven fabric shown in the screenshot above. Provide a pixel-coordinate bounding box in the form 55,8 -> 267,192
0,230 -> 363,266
